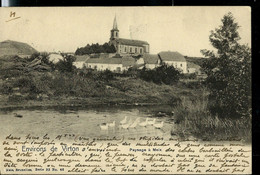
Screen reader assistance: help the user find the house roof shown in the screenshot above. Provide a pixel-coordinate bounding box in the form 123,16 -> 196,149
86,58 -> 121,64
75,55 -> 89,62
142,54 -> 160,64
122,56 -> 136,67
115,38 -> 149,47
159,51 -> 186,62
187,62 -> 200,69
86,57 -> 136,67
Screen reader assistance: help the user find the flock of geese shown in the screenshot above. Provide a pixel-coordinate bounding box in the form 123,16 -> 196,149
12,113 -> 165,131
99,116 -> 164,130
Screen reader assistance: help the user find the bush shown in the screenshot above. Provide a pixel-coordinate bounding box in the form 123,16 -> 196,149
98,69 -> 115,81
55,54 -> 76,72
181,73 -> 197,79
13,76 -> 38,93
138,64 -> 181,85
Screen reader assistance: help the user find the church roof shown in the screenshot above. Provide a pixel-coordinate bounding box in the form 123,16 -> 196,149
115,38 -> 149,47
142,54 -> 160,64
159,51 -> 186,62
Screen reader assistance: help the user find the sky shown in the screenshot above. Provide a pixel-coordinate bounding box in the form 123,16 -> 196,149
0,7 -> 251,57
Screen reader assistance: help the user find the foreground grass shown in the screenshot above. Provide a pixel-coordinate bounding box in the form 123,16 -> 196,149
173,96 -> 251,143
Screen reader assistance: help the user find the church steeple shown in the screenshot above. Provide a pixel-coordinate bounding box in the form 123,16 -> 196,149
113,15 -> 118,30
110,15 -> 119,40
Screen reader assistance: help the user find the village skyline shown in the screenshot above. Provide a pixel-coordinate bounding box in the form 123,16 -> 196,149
0,7 -> 251,57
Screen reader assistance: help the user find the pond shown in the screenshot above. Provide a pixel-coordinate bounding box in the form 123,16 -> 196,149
0,105 -> 176,141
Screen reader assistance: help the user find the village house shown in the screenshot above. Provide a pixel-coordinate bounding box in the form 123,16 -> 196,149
109,16 -> 149,55
85,56 -> 135,72
73,55 -> 89,69
48,53 -> 63,64
141,54 -> 161,69
158,51 -> 187,73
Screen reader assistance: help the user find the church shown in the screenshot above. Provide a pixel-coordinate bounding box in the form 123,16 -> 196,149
109,16 -> 150,55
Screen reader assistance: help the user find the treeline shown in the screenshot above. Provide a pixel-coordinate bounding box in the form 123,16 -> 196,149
75,43 -> 116,55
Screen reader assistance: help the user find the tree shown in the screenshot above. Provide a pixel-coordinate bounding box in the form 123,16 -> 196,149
75,42 -> 116,55
201,12 -> 251,118
55,53 -> 76,72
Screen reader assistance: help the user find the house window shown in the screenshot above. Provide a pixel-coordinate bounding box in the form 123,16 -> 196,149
140,48 -> 142,53
116,32 -> 118,37
130,47 -> 132,53
180,64 -> 182,67
94,65 -> 97,69
125,47 -> 127,52
135,48 -> 137,53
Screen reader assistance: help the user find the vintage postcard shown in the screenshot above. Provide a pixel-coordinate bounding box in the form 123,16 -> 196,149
0,7 -> 251,174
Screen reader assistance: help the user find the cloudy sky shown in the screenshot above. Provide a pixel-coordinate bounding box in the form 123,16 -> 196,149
0,7 -> 251,56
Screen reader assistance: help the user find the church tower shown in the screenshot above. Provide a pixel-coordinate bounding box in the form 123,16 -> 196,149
110,15 -> 119,41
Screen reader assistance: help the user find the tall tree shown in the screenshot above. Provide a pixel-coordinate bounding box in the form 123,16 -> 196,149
201,12 -> 251,118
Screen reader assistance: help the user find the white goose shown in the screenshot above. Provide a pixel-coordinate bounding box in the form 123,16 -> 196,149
147,118 -> 156,125
129,118 -> 140,129
99,123 -> 109,130
139,118 -> 149,127
108,121 -> 115,127
121,119 -> 132,129
120,116 -> 128,124
154,121 -> 164,129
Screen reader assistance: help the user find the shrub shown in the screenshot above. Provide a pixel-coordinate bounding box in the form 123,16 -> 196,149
13,76 -> 38,93
98,69 -> 115,81
55,54 -> 76,72
138,64 -> 181,85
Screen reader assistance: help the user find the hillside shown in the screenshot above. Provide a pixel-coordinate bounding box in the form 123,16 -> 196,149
0,40 -> 37,57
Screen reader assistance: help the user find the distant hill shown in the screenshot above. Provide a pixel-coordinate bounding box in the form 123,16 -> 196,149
0,40 -> 37,57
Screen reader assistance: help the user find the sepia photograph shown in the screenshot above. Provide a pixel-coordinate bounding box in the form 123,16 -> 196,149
0,7 -> 252,174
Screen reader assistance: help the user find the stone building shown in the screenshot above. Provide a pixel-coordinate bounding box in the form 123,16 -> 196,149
158,51 -> 188,73
85,56 -> 136,72
109,16 -> 149,55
